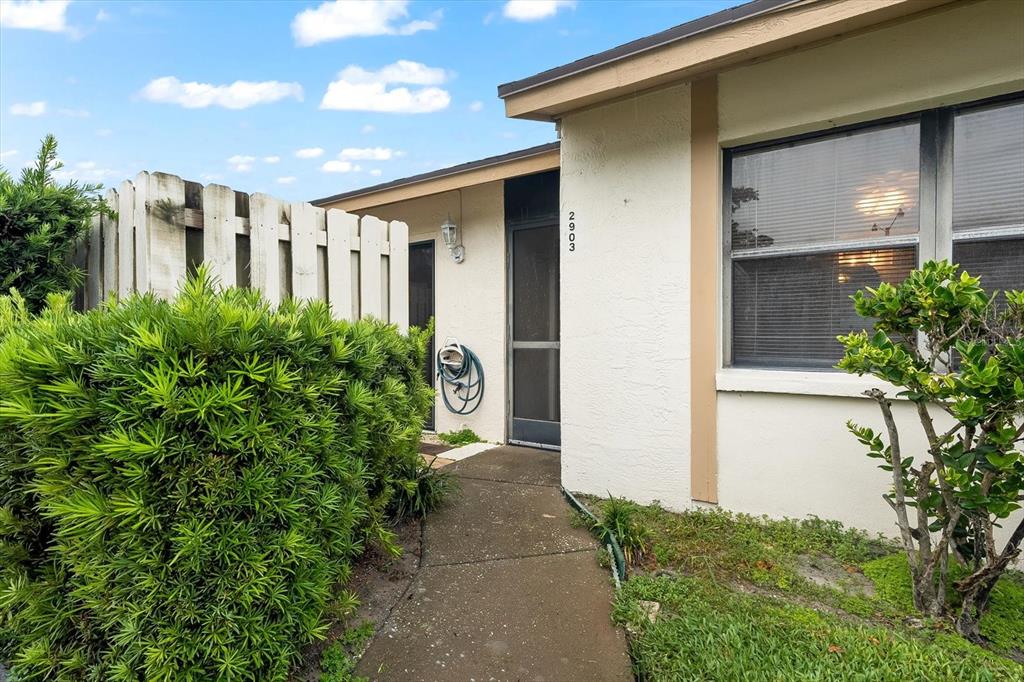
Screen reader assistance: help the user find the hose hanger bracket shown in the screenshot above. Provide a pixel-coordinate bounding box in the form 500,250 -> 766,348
436,337 -> 485,415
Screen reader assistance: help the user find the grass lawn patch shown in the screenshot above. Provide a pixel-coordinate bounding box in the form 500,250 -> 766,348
436,428 -> 482,446
582,499 -> 1024,680
615,576 -> 1021,681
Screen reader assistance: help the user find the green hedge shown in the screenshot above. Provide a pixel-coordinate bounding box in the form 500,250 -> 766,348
0,272 -> 433,681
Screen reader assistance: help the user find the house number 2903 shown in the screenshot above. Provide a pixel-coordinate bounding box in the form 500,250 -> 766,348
568,211 -> 576,252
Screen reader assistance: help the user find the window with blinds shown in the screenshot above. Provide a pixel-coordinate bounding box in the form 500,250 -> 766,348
724,95 -> 1024,371
728,122 -> 921,369
951,100 -> 1024,305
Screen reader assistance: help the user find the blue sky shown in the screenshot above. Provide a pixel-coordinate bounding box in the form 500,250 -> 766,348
1,0 -> 734,200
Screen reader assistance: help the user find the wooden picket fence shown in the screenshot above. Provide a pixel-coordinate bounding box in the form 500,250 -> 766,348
76,171 -> 409,330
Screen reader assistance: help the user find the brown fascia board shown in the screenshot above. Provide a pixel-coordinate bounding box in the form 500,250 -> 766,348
312,142 -> 560,211
498,0 -> 957,121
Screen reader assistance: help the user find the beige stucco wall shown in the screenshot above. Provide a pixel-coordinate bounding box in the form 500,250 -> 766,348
559,83 -> 693,509
336,183 -> 508,442
719,0 -> 1024,145
715,0 -> 1024,545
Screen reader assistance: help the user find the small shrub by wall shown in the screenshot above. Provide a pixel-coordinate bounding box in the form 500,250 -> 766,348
0,271 -> 432,681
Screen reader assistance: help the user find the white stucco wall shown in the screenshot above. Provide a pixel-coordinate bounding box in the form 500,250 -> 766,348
559,83 -> 693,509
719,0 -> 1024,145
715,0 -> 1024,547
351,184 -> 507,443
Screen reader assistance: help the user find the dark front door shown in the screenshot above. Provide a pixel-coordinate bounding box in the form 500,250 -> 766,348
509,222 -> 560,447
409,241 -> 435,430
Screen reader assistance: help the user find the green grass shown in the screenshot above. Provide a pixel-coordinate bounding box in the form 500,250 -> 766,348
319,621 -> 375,682
615,576 -> 1022,682
436,428 -> 482,446
594,502 -> 1024,680
863,554 -> 1024,654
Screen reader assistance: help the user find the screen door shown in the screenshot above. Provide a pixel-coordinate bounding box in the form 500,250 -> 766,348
409,241 -> 435,430
509,222 -> 560,447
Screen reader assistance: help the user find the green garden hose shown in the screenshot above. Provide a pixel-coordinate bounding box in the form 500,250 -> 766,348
561,487 -> 627,584
436,338 -> 484,415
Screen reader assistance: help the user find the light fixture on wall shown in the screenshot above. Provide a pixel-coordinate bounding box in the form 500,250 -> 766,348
441,214 -> 465,263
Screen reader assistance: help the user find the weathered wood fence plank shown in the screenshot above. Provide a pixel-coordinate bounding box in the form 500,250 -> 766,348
83,173 -> 407,327
202,184 -> 238,288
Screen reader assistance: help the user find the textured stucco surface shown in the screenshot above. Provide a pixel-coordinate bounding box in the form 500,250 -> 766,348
717,391 -> 1023,557
559,83 -> 693,509
719,0 -> 1024,145
347,183 -> 507,442
716,0 -> 1024,551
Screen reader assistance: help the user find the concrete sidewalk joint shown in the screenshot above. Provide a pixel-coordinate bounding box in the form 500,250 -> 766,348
356,445 -> 632,681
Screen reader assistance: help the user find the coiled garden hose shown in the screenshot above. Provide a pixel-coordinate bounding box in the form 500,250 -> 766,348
436,338 -> 484,415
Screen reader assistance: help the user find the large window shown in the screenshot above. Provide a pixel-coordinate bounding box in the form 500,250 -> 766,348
724,96 -> 1024,370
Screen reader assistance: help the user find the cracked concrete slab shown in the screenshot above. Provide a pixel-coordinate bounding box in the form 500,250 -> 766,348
423,476 -> 594,567
355,445 -> 632,681
356,552 -> 632,681
446,445 -> 561,486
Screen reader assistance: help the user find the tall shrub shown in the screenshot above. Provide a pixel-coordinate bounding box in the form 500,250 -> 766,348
0,271 -> 433,680
838,260 -> 1023,642
0,135 -> 108,312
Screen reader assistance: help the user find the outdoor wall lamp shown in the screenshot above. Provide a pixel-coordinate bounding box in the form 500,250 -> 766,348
441,215 -> 465,263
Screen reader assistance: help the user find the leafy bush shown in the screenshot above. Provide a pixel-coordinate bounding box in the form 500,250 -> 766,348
0,270 -> 434,681
838,260 -> 1023,641
0,135 -> 108,312
436,428 -> 481,446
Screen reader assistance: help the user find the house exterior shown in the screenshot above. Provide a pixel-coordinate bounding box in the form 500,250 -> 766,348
315,0 -> 1024,541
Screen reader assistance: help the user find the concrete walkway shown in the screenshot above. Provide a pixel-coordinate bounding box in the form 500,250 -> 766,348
357,445 -> 633,681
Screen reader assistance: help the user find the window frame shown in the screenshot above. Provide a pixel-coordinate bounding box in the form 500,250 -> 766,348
721,91 -> 1024,372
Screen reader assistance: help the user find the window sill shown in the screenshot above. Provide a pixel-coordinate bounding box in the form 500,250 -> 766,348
716,368 -> 902,399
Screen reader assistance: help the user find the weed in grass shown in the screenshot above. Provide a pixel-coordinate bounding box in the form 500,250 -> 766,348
319,621 -> 375,682
436,428 -> 482,446
388,457 -> 459,520
589,496 -> 652,566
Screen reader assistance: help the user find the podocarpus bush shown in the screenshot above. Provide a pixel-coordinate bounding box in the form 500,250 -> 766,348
838,260 -> 1023,643
0,270 -> 433,681
0,135 -> 108,312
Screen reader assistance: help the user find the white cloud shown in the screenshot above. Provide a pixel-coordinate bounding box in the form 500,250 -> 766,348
95,8 -> 110,21
95,128 -> 113,137
0,0 -> 71,32
276,176 -> 297,185
369,169 -> 382,177
58,107 -> 90,117
139,76 -> 303,109
292,0 -> 439,46
321,160 -> 360,173
9,101 -> 46,116
0,149 -> 18,161
320,60 -> 450,114
338,147 -> 399,161
469,100 -> 483,112
295,147 -> 324,159
227,154 -> 255,172
263,155 -> 281,164
52,160 -> 119,183
200,172 -> 224,182
502,0 -> 575,22
360,124 -> 376,134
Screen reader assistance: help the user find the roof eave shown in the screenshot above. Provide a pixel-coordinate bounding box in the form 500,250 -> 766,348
499,0 -> 957,121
